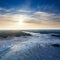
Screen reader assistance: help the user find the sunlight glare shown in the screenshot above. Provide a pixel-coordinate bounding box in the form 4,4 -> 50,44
18,15 -> 25,25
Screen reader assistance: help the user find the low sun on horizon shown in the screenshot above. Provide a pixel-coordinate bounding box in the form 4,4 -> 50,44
18,15 -> 25,25
0,0 -> 60,30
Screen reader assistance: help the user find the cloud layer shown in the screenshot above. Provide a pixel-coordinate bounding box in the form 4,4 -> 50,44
0,8 -> 60,29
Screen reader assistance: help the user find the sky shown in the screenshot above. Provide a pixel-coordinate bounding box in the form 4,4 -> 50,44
0,0 -> 60,30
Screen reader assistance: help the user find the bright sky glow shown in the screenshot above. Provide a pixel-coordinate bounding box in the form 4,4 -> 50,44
18,15 -> 25,25
0,0 -> 60,30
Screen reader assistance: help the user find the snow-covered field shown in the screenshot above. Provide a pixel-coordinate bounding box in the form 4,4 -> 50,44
0,32 -> 60,60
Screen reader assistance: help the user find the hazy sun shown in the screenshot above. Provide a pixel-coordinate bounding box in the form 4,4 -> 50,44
18,15 -> 24,25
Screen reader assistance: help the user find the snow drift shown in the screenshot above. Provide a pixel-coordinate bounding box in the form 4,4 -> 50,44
0,31 -> 60,60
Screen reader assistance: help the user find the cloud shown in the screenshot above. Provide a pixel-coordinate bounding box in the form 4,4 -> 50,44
0,7 -> 33,15
33,11 -> 60,21
17,9 -> 32,13
0,7 -> 14,12
0,11 -> 60,29
0,8 -> 60,26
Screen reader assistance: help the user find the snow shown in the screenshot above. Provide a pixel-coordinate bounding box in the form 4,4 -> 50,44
0,32 -> 60,60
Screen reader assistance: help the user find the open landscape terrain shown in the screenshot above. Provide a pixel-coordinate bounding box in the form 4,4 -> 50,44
0,30 -> 60,60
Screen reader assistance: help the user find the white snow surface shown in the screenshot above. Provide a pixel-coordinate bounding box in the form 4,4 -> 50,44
0,32 -> 60,60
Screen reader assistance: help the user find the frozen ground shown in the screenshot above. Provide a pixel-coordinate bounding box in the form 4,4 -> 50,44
0,32 -> 60,60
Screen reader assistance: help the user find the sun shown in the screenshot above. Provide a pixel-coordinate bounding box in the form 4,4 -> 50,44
18,15 -> 24,25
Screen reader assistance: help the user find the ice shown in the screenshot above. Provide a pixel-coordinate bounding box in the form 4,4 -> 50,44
0,32 -> 60,60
